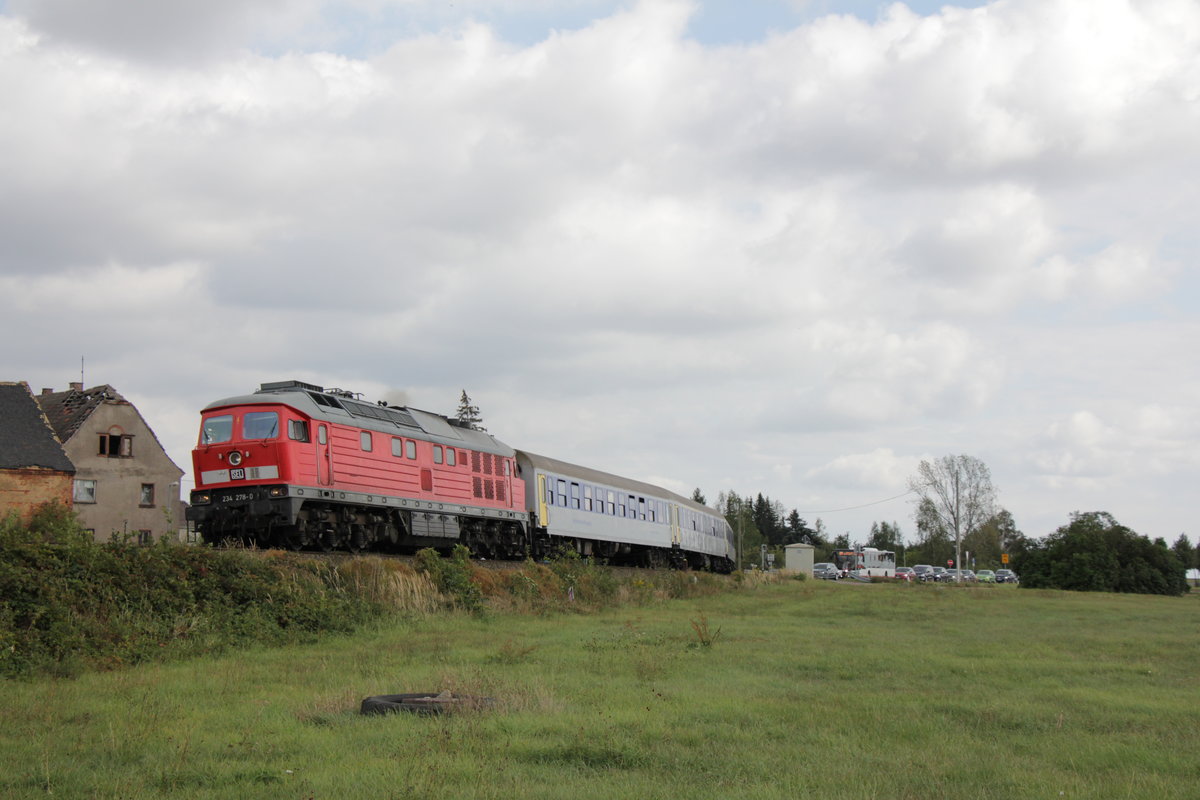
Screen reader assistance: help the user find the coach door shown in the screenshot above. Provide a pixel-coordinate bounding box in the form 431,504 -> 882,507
537,474 -> 549,525
317,424 -> 332,485
670,503 -> 682,547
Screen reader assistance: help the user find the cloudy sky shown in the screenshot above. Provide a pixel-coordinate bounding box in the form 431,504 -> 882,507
3,0 -> 1197,547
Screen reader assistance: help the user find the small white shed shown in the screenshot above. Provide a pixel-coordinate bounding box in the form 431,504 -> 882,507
784,543 -> 815,574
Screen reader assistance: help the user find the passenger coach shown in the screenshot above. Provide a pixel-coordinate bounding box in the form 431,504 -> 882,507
517,451 -> 735,572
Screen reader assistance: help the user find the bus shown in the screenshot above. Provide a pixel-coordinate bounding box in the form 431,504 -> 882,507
855,547 -> 896,578
831,549 -> 858,578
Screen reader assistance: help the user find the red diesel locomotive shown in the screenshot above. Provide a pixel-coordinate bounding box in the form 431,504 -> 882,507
187,381 -> 736,571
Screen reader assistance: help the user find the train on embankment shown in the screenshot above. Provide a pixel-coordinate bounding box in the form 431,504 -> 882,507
186,381 -> 735,572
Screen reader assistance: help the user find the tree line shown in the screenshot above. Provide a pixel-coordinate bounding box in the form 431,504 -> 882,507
703,453 -> 1193,596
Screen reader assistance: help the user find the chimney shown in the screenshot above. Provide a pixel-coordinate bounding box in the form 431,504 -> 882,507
70,382 -> 83,392
41,388 -> 54,395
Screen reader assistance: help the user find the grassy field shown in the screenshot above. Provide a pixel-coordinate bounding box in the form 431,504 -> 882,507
2,578 -> 1196,799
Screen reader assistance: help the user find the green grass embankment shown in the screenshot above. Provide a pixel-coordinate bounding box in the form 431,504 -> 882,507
2,576 -> 1197,799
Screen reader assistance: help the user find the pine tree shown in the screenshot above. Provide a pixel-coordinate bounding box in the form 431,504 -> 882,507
455,390 -> 485,431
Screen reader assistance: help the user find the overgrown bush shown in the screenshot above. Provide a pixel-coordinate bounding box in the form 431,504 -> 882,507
414,545 -> 483,613
0,504 -> 378,679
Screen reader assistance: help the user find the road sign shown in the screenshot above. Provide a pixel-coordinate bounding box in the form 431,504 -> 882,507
1002,553 -> 1009,564
947,559 -> 953,567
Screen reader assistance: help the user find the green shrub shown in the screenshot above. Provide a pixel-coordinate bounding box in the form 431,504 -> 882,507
0,512 -> 378,679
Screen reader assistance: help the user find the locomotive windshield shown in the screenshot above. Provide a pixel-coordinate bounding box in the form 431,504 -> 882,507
201,414 -> 233,444
243,411 -> 279,440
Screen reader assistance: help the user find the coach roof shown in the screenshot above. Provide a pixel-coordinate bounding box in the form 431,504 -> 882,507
516,450 -> 719,518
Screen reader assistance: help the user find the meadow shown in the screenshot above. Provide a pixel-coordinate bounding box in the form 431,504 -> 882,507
2,578 -> 1196,799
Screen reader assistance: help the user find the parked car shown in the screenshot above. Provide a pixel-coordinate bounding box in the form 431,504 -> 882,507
944,569 -> 975,582
912,564 -> 935,582
931,566 -> 948,581
995,569 -> 1019,584
895,566 -> 916,582
961,569 -> 977,582
813,563 -> 841,580
976,569 -> 996,583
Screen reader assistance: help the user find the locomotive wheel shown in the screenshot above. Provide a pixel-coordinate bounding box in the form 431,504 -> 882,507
318,528 -> 336,552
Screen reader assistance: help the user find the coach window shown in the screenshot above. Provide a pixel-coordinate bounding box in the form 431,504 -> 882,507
638,497 -> 647,520
607,490 -> 616,515
546,480 -> 555,505
288,420 -> 310,442
570,482 -> 581,509
583,485 -> 593,512
360,431 -> 373,451
406,439 -> 416,459
391,438 -> 404,457
433,445 -> 443,465
557,479 -> 567,506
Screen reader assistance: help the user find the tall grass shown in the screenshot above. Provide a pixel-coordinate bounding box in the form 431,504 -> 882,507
2,581 -> 1196,799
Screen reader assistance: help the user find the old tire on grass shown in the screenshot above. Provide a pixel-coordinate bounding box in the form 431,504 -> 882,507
360,693 -> 494,716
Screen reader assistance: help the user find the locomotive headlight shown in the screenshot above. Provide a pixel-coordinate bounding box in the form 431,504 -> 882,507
228,451 -> 243,466
193,492 -> 211,505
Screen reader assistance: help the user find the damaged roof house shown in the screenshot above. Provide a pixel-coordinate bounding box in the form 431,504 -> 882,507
36,383 -> 185,542
0,381 -> 76,523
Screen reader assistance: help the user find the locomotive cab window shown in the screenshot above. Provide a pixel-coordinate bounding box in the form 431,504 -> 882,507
243,411 -> 279,440
201,415 -> 233,444
288,420 -> 310,442
318,425 -> 327,445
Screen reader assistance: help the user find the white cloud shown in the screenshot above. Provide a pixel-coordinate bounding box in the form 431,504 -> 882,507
2,0 -> 1199,544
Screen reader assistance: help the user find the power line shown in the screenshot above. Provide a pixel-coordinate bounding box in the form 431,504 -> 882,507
795,489 -> 916,515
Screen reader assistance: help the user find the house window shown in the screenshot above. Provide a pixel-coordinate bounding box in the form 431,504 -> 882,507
138,530 -> 153,545
140,484 -> 155,507
99,433 -> 133,458
74,479 -> 97,504
360,431 -> 373,451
